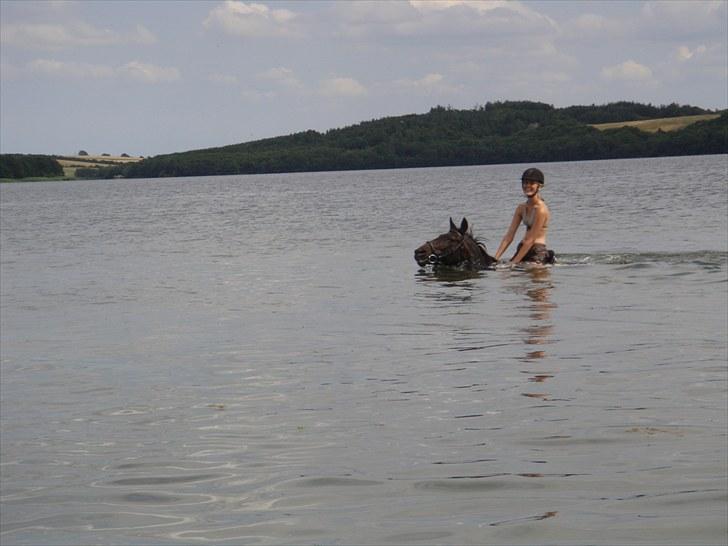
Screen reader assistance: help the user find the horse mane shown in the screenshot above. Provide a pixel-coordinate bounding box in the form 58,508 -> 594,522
462,229 -> 496,268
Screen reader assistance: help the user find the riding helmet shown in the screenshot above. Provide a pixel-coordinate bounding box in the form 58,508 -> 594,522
521,167 -> 544,186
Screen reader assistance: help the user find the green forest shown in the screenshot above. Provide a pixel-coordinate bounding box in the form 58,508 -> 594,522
116,101 -> 726,179
2,101 -> 726,180
0,154 -> 64,180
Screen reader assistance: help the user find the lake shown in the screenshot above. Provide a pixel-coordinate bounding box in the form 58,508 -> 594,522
1,155 -> 726,545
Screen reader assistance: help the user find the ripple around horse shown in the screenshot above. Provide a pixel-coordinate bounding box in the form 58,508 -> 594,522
414,218 -> 497,270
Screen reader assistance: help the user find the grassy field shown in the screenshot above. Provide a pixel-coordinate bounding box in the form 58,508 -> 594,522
56,155 -> 142,177
590,114 -> 720,133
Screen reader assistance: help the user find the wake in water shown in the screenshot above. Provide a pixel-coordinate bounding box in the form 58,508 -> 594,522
415,250 -> 727,282
556,250 -> 727,268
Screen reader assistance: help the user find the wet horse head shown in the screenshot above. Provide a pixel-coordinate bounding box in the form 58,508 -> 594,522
414,218 -> 497,270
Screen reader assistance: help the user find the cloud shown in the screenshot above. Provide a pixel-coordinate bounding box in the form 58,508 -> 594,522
24,59 -> 179,83
0,21 -> 157,50
407,73 -> 443,87
600,60 -> 654,82
118,61 -> 180,83
320,77 -> 367,97
661,42 -> 727,82
203,1 -> 300,38
208,72 -> 239,85
256,67 -> 303,89
642,0 -> 725,23
560,1 -> 725,44
391,72 -> 464,94
333,0 -> 556,39
676,45 -> 708,62
28,59 -> 115,79
409,0 -> 544,19
563,13 -> 628,39
641,0 -> 726,40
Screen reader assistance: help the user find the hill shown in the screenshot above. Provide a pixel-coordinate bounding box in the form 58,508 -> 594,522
2,101 -> 726,181
110,101 -> 725,179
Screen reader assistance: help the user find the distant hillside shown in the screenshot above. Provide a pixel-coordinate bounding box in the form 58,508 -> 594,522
4,101 -> 725,181
1,153 -> 142,181
107,101 -> 724,180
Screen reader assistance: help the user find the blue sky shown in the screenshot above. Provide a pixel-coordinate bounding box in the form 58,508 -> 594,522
1,0 -> 726,156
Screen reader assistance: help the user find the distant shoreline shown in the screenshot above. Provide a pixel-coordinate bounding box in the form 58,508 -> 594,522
3,152 -> 727,185
2,102 -> 726,182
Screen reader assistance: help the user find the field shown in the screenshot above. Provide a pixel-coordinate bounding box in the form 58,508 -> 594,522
56,155 -> 142,177
590,113 -> 720,133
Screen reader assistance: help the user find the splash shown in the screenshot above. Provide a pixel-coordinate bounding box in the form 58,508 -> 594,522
556,251 -> 727,268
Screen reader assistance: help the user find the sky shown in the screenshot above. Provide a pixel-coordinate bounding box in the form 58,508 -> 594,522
1,0 -> 726,157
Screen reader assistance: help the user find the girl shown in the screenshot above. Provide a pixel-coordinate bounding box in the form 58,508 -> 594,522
494,167 -> 555,265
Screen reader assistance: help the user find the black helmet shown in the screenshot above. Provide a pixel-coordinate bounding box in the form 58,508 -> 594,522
521,167 -> 544,186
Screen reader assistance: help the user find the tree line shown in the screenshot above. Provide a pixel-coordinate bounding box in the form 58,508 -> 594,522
2,101 -> 725,180
110,101 -> 725,179
0,154 -> 64,179
115,102 -> 728,178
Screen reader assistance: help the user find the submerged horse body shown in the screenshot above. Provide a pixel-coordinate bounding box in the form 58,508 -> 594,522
414,218 -> 497,270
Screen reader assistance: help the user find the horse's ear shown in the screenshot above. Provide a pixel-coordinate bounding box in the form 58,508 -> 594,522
459,217 -> 470,235
449,217 -> 458,232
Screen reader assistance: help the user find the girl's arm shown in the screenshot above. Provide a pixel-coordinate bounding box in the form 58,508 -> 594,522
510,205 -> 547,263
494,206 -> 522,261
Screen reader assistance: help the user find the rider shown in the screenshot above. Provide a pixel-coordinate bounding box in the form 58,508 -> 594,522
494,167 -> 555,265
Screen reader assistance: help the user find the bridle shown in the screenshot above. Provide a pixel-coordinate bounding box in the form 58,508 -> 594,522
424,232 -> 468,265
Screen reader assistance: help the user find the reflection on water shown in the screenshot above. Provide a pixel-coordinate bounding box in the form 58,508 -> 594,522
502,269 -> 558,395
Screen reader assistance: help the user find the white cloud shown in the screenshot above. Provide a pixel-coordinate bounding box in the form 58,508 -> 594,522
118,61 -> 180,83
28,58 -> 115,79
676,45 -> 708,62
660,42 -> 727,83
334,0 -> 556,38
330,1 -> 414,38
600,60 -> 654,82
203,1 -> 300,38
24,59 -> 179,83
388,72 -> 465,98
256,67 -> 303,89
641,0 -> 726,39
642,0 -> 724,22
320,77 -> 367,97
409,0 -> 542,18
563,13 -> 628,39
411,73 -> 443,87
0,21 -> 156,50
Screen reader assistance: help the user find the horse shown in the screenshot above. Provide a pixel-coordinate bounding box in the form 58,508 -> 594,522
414,218 -> 497,270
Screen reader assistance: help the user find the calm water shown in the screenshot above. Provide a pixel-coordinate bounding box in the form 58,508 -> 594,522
1,155 -> 726,545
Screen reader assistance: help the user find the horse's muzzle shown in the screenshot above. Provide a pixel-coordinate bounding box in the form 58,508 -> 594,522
414,246 -> 426,266
414,245 -> 433,266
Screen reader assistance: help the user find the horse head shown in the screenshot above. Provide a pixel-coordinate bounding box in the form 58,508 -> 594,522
414,217 -> 496,270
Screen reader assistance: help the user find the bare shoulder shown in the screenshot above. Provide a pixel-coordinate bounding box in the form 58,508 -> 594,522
535,200 -> 550,214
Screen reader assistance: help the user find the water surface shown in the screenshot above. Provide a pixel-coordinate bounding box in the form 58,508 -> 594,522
1,155 -> 726,545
